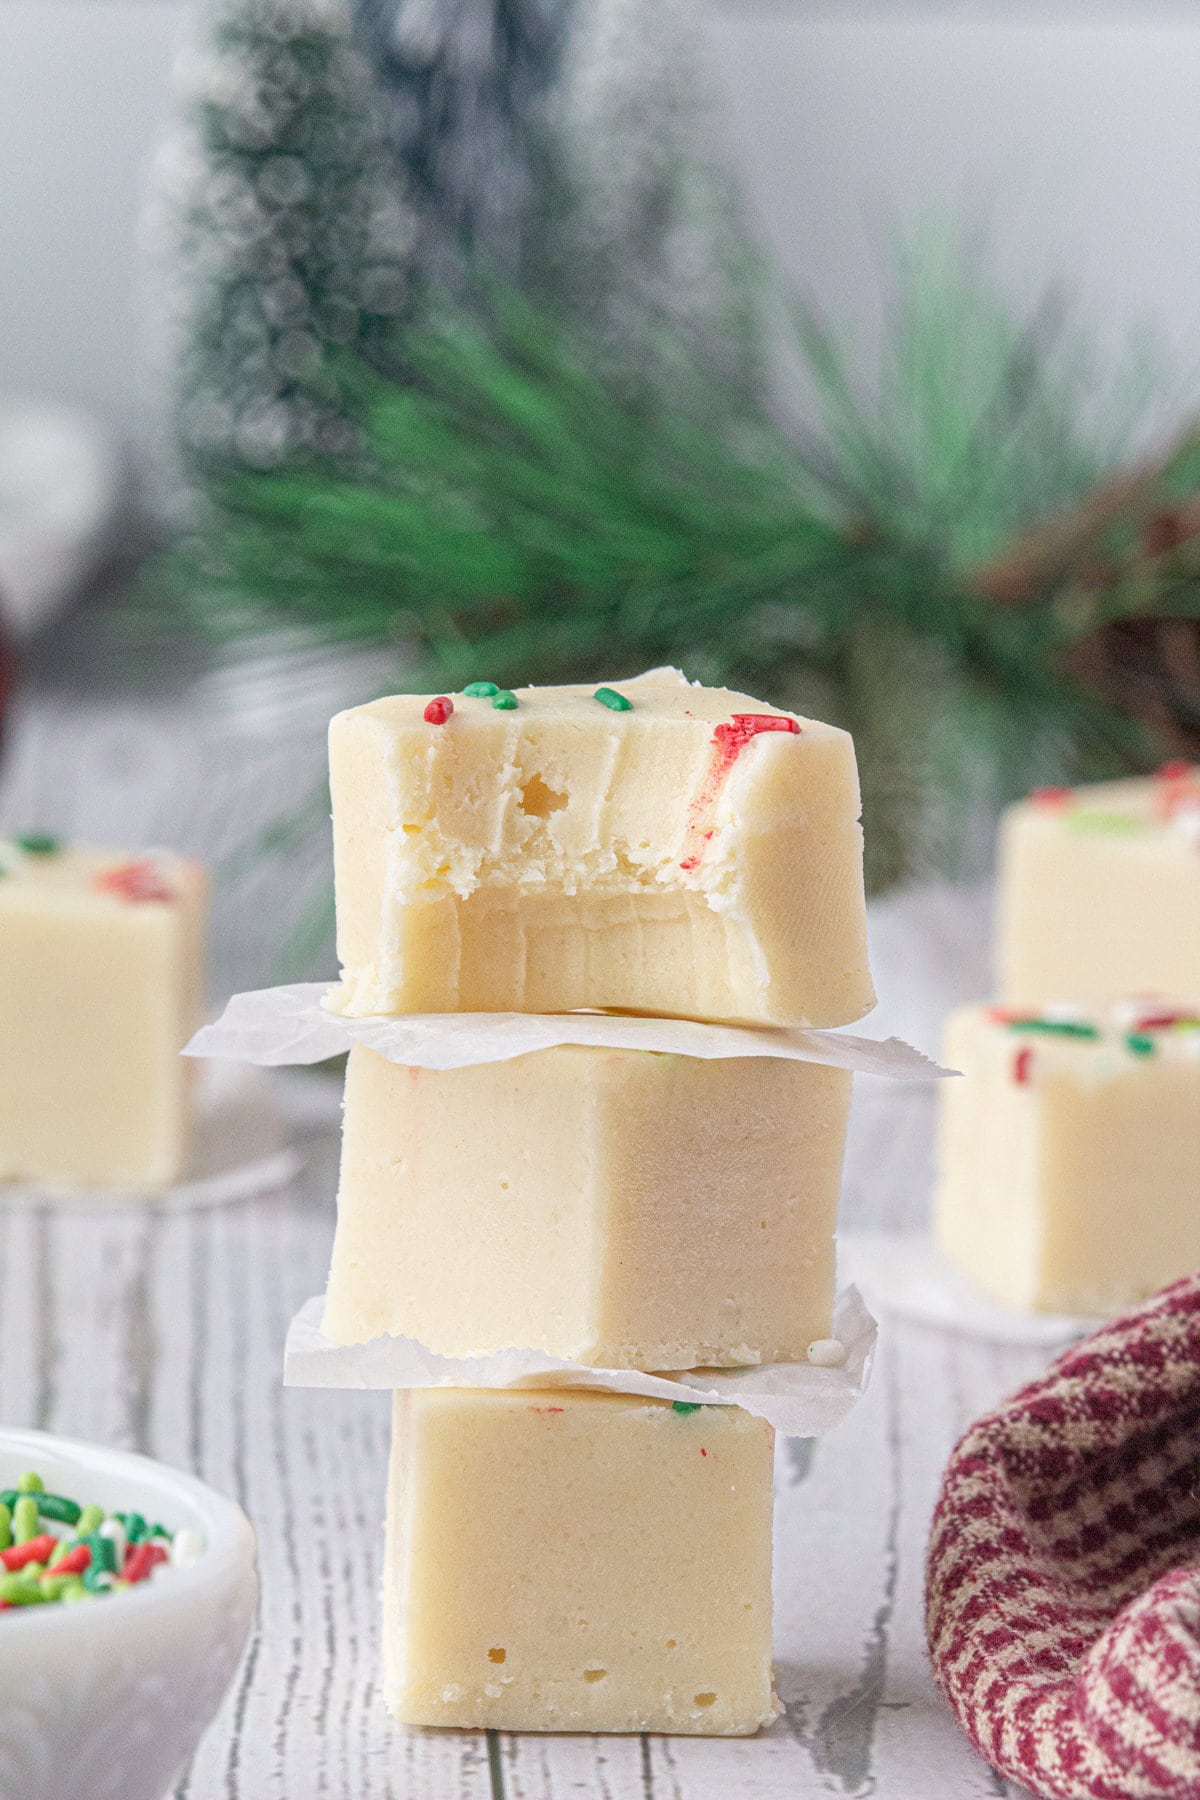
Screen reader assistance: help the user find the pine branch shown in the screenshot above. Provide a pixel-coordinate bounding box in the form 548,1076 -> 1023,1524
151,253 -> 1200,893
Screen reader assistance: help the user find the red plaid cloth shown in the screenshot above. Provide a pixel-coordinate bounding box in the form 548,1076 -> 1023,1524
926,1273 -> 1200,1800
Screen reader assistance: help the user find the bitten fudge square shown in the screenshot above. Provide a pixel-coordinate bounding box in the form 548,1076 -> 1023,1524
328,666 -> 873,1027
0,838 -> 207,1189
322,1041 -> 850,1369
935,1001 -> 1200,1315
384,1387 -> 778,1735
996,764 -> 1200,1007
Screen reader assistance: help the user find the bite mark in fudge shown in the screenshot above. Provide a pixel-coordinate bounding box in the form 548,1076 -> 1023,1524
328,666 -> 873,1026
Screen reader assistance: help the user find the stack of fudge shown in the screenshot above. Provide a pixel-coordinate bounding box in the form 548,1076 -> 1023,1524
936,763 -> 1200,1316
318,667 -> 876,1736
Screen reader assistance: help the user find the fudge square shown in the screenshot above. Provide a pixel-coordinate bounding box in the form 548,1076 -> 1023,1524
0,838 -> 207,1189
935,1002 -> 1200,1315
383,1387 -> 778,1735
328,666 -> 874,1027
322,1041 -> 851,1368
996,764 -> 1200,1007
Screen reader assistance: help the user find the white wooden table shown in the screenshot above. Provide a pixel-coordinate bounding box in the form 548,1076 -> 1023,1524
0,666 -> 1046,1799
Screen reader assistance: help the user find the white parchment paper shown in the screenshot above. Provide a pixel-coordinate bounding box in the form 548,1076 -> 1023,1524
283,1287 -> 877,1437
841,1232 -> 1091,1348
187,982 -> 947,1080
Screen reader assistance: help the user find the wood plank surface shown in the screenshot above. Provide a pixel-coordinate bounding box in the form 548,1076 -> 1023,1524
0,674 -> 1044,1798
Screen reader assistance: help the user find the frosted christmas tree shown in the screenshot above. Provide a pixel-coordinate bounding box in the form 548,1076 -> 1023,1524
154,0 -> 759,485
153,0 -> 414,476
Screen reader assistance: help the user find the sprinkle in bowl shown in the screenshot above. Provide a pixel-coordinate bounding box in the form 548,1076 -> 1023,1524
0,1426 -> 257,1800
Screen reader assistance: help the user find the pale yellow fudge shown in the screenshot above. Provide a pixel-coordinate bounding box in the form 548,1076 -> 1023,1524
0,837 -> 207,1189
935,1000 -> 1200,1314
328,667 -> 873,1027
323,1042 -> 850,1367
384,1387 -> 778,1734
996,764 -> 1200,1007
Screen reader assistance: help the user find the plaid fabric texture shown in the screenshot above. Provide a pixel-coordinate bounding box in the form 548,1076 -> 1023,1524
926,1273 -> 1200,1799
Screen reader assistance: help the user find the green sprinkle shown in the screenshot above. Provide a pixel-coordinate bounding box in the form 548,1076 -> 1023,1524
672,1401 -> 702,1416
13,834 -> 59,855
1005,1018 -> 1099,1039
116,1511 -> 147,1543
60,1579 -> 92,1604
48,1537 -> 76,1568
463,680 -> 500,698
0,1491 -> 17,1511
593,686 -> 632,712
1125,1033 -> 1156,1057
38,1574 -> 69,1602
82,1531 -> 117,1574
492,690 -> 519,710
1067,810 -> 1142,835
0,1504 -> 10,1553
16,1471 -> 44,1495
76,1503 -> 105,1535
12,1496 -> 40,1544
37,1492 -> 80,1526
82,1564 -> 112,1593
0,1573 -> 46,1605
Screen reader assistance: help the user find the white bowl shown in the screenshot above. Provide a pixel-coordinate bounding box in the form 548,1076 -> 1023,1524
0,1426 -> 257,1800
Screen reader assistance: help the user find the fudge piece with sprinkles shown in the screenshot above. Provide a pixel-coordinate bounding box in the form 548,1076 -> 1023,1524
996,763 -> 1200,1007
383,1387 -> 778,1734
935,1000 -> 1200,1315
322,1041 -> 851,1369
327,666 -> 873,1027
0,838 -> 207,1189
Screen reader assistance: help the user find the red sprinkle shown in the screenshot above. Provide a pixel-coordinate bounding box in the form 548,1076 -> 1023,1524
94,860 -> 174,904
1155,760 -> 1194,782
51,1544 -> 91,1576
1029,786 -> 1071,807
423,696 -> 454,725
1155,780 -> 1200,820
680,714 -> 801,870
123,1541 -> 169,1584
2,1534 -> 58,1572
715,713 -> 801,754
529,1405 -> 564,1414
1134,1011 -> 1196,1031
700,1448 -> 707,1457
1012,1047 -> 1034,1086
